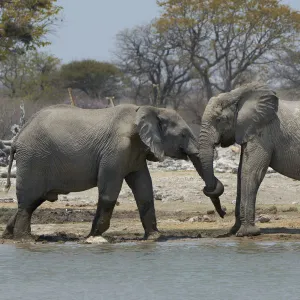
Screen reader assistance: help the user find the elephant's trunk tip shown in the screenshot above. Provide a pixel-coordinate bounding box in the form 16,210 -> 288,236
3,183 -> 10,193
217,207 -> 226,218
210,196 -> 226,218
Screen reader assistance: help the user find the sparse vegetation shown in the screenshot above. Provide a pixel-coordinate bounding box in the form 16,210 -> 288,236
0,0 -> 62,60
59,60 -> 123,100
1,0 -> 300,137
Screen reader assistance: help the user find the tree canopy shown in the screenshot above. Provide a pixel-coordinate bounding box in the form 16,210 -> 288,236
156,0 -> 300,100
0,0 -> 62,61
0,50 -> 61,100
273,47 -> 300,88
59,60 -> 122,99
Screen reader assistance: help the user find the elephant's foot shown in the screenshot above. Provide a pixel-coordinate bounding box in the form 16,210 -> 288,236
2,229 -> 14,239
88,220 -> 110,238
2,213 -> 17,239
13,225 -> 35,241
236,224 -> 261,237
143,230 -> 161,241
87,230 -> 105,238
229,219 -> 241,235
2,225 -> 14,240
13,231 -> 36,241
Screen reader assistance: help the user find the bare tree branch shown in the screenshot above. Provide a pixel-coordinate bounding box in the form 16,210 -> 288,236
114,21 -> 194,108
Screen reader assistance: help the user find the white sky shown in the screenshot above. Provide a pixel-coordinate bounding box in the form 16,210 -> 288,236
45,0 -> 300,63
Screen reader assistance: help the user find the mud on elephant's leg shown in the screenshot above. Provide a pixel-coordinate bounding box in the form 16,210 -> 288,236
125,165 -> 160,241
12,198 -> 45,240
13,209 -> 32,240
89,199 -> 116,237
88,171 -> 123,237
236,142 -> 272,237
2,212 -> 17,239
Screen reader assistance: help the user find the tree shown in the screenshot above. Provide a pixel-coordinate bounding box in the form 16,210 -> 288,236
272,47 -> 300,88
59,60 -> 122,99
115,21 -> 194,108
0,50 -> 61,100
0,0 -> 62,61
156,0 -> 300,100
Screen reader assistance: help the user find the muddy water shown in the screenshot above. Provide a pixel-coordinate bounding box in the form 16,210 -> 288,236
0,240 -> 300,300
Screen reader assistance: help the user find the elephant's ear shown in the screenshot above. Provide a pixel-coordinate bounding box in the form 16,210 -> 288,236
235,90 -> 279,144
135,106 -> 164,161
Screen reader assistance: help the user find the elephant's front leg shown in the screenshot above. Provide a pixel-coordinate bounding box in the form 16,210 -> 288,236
230,145 -> 244,235
236,141 -> 272,237
125,164 -> 160,240
88,169 -> 124,237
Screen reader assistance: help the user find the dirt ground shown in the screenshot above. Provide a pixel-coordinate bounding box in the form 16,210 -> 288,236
1,170 -> 300,244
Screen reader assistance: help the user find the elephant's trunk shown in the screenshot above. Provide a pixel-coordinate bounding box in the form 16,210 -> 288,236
198,127 -> 220,190
197,124 -> 225,217
188,153 -> 226,218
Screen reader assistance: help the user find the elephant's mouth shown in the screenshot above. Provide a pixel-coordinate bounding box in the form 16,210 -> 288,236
219,133 -> 235,148
220,141 -> 229,147
169,149 -> 188,161
220,138 -> 235,148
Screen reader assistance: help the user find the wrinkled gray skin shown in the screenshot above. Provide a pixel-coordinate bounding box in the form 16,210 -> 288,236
198,82 -> 300,237
3,104 -> 223,240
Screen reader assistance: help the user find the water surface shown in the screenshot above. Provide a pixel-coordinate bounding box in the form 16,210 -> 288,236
0,239 -> 300,300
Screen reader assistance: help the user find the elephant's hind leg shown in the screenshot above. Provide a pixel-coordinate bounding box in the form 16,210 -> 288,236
2,212 -> 17,239
236,142 -> 272,237
12,196 -> 45,240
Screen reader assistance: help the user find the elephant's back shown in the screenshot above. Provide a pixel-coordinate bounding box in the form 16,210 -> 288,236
15,103 -> 138,151
278,100 -> 300,119
21,103 -> 138,128
19,105 -> 108,132
276,100 -> 300,129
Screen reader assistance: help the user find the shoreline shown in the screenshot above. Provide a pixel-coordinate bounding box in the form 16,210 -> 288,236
1,170 -> 300,244
1,203 -> 300,244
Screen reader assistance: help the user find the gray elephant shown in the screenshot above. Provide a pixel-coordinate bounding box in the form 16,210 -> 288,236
198,82 -> 298,237
3,103 -> 225,240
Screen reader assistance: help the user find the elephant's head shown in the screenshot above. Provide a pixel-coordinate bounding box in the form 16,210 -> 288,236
135,106 -> 200,160
199,82 -> 279,199
135,106 -> 226,217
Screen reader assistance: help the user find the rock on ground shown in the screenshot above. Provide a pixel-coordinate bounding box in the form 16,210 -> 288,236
257,215 -> 271,223
188,216 -> 201,223
85,236 -> 109,244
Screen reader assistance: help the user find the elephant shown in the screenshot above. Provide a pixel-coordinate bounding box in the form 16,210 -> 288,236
197,81 -> 300,237
3,103 -> 225,240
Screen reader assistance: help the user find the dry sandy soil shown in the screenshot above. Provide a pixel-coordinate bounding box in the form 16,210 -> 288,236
1,170 -> 300,244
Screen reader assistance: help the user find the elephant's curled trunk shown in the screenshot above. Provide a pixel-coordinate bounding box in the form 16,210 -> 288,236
188,154 -> 226,218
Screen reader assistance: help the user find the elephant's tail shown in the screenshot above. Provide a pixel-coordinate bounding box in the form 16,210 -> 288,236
4,145 -> 16,193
